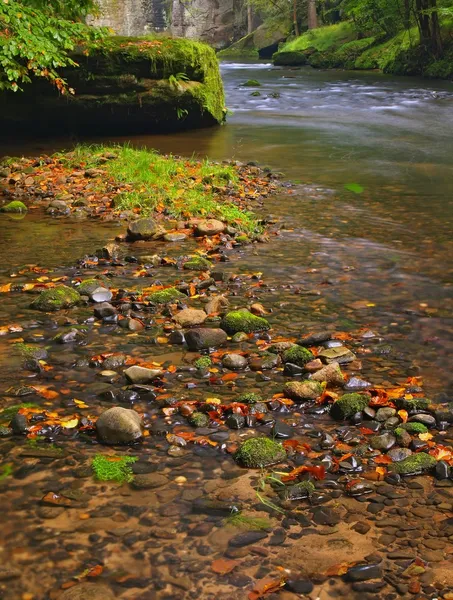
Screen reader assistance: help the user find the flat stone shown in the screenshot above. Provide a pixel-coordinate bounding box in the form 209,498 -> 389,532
132,473 -> 169,489
309,361 -> 345,386
195,219 -> 225,236
370,433 -> 396,451
344,564 -> 382,582
228,531 -> 268,547
318,347 -> 356,364
173,308 -> 207,327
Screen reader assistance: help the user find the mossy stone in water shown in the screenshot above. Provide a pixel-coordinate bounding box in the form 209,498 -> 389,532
30,285 -> 81,311
221,310 -> 270,335
282,345 -> 313,367
183,256 -> 213,271
237,392 -> 262,405
400,422 -> 428,434
330,393 -> 369,420
146,287 -> 185,304
0,201 -> 27,213
234,437 -> 286,468
388,452 -> 436,476
77,279 -> 101,296
395,397 -> 430,411
188,411 -> 210,427
242,79 -> 261,87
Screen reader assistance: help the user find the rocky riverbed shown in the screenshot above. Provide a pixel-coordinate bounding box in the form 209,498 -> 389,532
0,151 -> 452,600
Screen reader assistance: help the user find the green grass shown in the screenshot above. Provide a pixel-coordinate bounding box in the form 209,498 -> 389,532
58,144 -> 260,233
282,22 -> 357,53
91,454 -> 138,484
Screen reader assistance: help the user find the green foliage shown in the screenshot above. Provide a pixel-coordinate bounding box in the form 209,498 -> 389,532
282,22 -> 357,53
400,422 -> 429,434
0,0 -> 105,92
236,392 -> 262,404
194,356 -> 212,369
344,183 -> 364,194
92,454 -> 137,483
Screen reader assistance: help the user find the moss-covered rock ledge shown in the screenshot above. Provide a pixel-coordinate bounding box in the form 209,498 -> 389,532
0,37 -> 225,136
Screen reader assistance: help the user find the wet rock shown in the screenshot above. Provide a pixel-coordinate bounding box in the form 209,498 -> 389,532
370,433 -> 396,451
205,295 -> 229,315
169,330 -> 185,344
164,232 -> 187,242
283,362 -> 305,376
222,353 -> 248,370
409,413 -> 436,427
375,407 -> 396,422
47,199 -> 70,215
229,531 -> 268,547
96,407 -> 143,444
185,328 -> 228,350
272,421 -> 293,439
285,580 -> 314,594
388,452 -> 436,475
10,412 -> 28,434
192,498 -> 238,516
132,473 -> 168,489
59,582 -> 116,600
226,414 -> 245,429
93,302 -> 116,319
298,332 -> 331,346
30,285 -> 80,311
304,358 -> 324,372
388,448 -> 412,462
124,366 -> 162,384
126,218 -> 166,241
395,427 -> 412,447
344,564 -> 382,582
309,361 -> 345,386
311,507 -> 341,526
95,243 -> 121,260
91,287 -> 113,303
195,219 -> 225,236
284,380 -> 322,402
330,393 -> 369,420
395,397 -> 430,411
234,437 -> 286,468
346,481 -> 374,497
102,354 -> 126,370
434,461 -> 451,480
54,328 -> 84,344
282,345 -> 313,367
221,310 -> 270,335
188,412 -> 210,428
344,377 -> 372,391
173,308 -> 207,327
318,347 -> 356,364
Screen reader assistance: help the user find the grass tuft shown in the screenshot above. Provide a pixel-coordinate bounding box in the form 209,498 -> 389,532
92,454 -> 138,483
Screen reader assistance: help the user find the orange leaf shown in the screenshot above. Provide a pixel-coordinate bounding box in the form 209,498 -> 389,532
222,373 -> 238,382
325,562 -> 356,577
86,565 -> 103,578
211,558 -> 239,575
373,454 -> 393,464
397,409 -> 408,423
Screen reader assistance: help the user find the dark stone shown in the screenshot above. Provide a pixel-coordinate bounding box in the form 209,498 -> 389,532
297,332 -> 331,346
185,328 -> 228,350
228,531 -> 268,547
285,580 -> 314,594
226,414 -> 245,429
10,413 -> 28,434
272,421 -> 293,439
283,362 -> 305,376
169,330 -> 185,344
435,461 -> 451,480
311,507 -> 340,526
344,564 -> 382,582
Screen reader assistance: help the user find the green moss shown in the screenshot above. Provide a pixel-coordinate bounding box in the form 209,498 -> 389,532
273,51 -> 307,66
221,310 -> 270,335
30,285 -> 81,312
388,452 -> 436,475
146,287 -> 185,304
0,201 -> 28,213
0,464 -> 13,482
400,422 -> 428,434
77,279 -> 101,296
194,356 -> 212,369
224,512 -> 272,530
282,345 -> 313,367
330,393 -> 369,420
13,343 -> 46,360
92,454 -> 137,483
0,403 -> 37,423
279,22 -> 357,54
234,437 -> 286,468
242,79 -> 261,87
237,392 -> 262,405
188,411 -> 210,427
282,480 -> 315,500
395,397 -> 430,411
183,256 -> 213,271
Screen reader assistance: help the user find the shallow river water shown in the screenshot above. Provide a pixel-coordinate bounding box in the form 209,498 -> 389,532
1,63 -> 453,600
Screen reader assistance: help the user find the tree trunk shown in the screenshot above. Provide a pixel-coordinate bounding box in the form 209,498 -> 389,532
247,1 -> 253,35
307,0 -> 318,30
293,0 -> 300,36
403,0 -> 411,29
429,0 -> 442,56
415,0 -> 442,56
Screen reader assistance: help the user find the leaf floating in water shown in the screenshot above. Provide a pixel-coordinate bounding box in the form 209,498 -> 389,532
344,183 -> 364,194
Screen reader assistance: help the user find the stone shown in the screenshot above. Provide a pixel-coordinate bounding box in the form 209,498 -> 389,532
185,328 -> 228,350
375,407 -> 396,421
318,346 -> 356,364
164,232 -> 187,242
47,199 -> 70,215
126,218 -> 166,241
132,473 -> 168,489
226,414 -> 245,429
388,448 -> 412,462
388,452 -> 436,475
370,433 -> 396,451
221,310 -> 270,335
91,287 -> 113,303
0,200 -> 27,213
96,407 -> 143,444
222,353 -> 248,370
271,421 -> 293,439
93,302 -> 116,319
228,531 -> 268,547
297,332 -> 331,346
284,380 -> 322,402
205,295 -> 229,315
303,358 -> 323,372
173,308 -> 207,327
409,414 -> 436,427
195,219 -> 225,236
285,580 -> 314,594
344,377 -> 372,391
344,564 -> 382,582
59,582 -> 115,600
234,437 -> 286,468
124,366 -> 162,384
310,361 -> 345,386
330,393 -> 369,420
30,285 -> 80,311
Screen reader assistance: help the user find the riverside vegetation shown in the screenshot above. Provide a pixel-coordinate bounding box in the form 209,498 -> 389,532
0,142 -> 453,599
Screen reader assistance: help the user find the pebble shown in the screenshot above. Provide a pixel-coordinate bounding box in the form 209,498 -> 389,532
344,564 -> 382,582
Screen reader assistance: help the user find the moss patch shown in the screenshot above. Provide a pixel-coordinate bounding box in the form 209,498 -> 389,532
330,393 -> 369,420
221,310 -> 270,335
0,403 -> 37,424
183,256 -> 213,271
145,287 -> 185,304
0,201 -> 28,213
395,397 -> 430,411
234,437 -> 286,468
194,356 -> 212,369
237,392 -> 262,405
400,422 -> 428,434
92,454 -> 137,483
388,452 -> 436,475
188,412 -> 210,427
30,285 -> 81,312
224,513 -> 272,530
282,345 -> 314,367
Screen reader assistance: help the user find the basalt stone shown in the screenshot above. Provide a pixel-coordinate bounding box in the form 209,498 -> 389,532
344,564 -> 382,582
185,328 -> 228,350
96,407 -> 143,445
370,433 -> 396,451
126,218 -> 166,241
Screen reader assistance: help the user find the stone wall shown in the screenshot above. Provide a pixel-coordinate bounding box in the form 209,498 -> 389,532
90,0 -> 167,36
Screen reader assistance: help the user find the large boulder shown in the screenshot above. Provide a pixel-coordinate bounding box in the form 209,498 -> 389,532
218,17 -> 290,58
185,327 -> 227,350
96,407 -> 143,444
30,285 -> 80,312
126,218 -> 167,241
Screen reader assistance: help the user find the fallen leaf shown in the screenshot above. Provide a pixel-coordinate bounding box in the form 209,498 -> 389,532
211,558 -> 238,575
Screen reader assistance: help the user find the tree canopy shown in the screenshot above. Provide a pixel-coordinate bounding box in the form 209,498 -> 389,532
0,0 -> 105,92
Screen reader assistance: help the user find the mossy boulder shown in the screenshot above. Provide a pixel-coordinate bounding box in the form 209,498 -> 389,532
77,279 -> 101,296
282,345 -> 313,367
146,287 -> 185,304
388,452 -> 436,476
234,437 -> 286,468
330,393 -> 369,420
273,51 -> 307,66
395,397 -> 430,411
188,412 -> 210,428
0,201 -> 28,213
221,310 -> 270,335
30,285 -> 81,312
241,79 -> 262,87
183,256 -> 213,271
400,422 -> 428,434
0,36 -> 226,135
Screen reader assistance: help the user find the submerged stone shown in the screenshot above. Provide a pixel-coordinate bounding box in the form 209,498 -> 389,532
185,328 -> 228,350
234,437 -> 286,468
30,285 -> 81,312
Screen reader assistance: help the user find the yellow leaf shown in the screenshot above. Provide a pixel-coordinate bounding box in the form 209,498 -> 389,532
62,418 -> 79,429
205,397 -> 221,405
74,399 -> 88,409
419,432 -> 433,441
